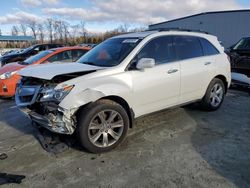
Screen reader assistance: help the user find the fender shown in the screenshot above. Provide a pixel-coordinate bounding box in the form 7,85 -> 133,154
58,75 -> 134,112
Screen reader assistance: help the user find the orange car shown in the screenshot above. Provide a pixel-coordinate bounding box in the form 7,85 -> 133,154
0,46 -> 91,97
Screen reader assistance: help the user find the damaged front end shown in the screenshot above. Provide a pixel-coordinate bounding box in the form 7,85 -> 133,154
15,76 -> 80,135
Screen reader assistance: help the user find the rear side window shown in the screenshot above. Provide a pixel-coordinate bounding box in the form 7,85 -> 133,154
137,36 -> 176,65
72,49 -> 88,61
47,50 -> 72,63
174,36 -> 203,60
200,38 -> 219,56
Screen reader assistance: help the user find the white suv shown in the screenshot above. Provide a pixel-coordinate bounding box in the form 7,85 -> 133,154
16,30 -> 231,153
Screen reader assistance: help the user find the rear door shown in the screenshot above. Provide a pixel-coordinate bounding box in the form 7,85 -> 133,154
173,36 -> 213,102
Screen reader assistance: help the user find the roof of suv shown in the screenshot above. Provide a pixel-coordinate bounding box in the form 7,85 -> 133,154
113,29 -> 211,39
113,30 -> 158,39
113,29 -> 224,54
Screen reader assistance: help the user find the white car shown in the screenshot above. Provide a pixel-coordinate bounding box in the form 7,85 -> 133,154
16,30 -> 231,153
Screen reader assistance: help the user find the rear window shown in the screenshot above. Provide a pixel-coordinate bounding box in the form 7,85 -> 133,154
200,38 -> 219,56
48,44 -> 62,49
21,50 -> 53,65
174,36 -> 203,60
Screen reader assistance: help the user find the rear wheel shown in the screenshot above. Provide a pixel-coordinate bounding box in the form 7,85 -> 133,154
77,99 -> 129,153
200,78 -> 225,111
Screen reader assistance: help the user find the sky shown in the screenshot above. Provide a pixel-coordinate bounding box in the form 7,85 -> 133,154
0,0 -> 250,35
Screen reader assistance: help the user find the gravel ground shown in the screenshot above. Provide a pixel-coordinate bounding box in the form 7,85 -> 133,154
0,89 -> 249,188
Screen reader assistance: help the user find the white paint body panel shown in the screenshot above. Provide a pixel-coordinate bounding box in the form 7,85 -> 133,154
129,62 -> 180,116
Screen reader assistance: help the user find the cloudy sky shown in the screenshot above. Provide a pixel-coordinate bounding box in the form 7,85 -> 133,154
0,0 -> 250,34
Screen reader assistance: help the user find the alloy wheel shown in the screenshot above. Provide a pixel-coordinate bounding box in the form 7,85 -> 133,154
210,83 -> 224,107
88,110 -> 124,148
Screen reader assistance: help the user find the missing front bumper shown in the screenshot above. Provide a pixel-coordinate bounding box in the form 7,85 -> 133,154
19,107 -> 76,135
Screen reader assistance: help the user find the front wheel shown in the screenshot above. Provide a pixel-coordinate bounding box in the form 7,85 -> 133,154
200,78 -> 225,111
77,99 -> 129,153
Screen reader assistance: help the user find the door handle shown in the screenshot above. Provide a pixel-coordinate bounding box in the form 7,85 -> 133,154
204,62 -> 212,65
167,69 -> 178,74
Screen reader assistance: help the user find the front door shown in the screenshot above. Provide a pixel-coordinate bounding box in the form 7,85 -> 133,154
129,36 -> 181,116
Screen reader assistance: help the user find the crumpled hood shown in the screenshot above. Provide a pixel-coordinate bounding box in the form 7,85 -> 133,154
18,63 -> 104,80
0,62 -> 25,75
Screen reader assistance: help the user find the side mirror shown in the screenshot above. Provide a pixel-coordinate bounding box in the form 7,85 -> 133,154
136,58 -> 155,70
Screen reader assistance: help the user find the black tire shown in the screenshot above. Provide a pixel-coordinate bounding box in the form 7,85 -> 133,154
77,99 -> 129,153
200,78 -> 225,111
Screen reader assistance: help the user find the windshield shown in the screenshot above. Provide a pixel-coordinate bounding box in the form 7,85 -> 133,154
77,38 -> 141,67
21,50 -> 53,65
233,38 -> 250,50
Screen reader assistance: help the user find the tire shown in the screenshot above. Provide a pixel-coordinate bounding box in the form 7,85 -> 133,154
200,78 -> 225,111
77,99 -> 129,153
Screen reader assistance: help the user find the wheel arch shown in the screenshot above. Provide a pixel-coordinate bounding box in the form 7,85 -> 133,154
214,75 -> 228,93
99,95 -> 135,128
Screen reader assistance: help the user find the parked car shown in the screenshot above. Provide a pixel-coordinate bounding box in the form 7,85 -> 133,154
0,44 -> 63,67
227,37 -> 250,76
0,46 -> 90,97
15,30 -> 231,153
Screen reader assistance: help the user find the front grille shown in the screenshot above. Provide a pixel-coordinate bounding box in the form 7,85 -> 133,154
15,85 -> 41,107
19,96 -> 34,103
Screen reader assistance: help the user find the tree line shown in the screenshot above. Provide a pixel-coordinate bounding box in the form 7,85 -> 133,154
8,19 -> 146,48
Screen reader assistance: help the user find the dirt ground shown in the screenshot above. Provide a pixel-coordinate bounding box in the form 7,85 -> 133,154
0,89 -> 250,188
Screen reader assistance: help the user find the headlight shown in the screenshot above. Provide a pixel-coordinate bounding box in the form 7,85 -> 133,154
0,71 -> 17,79
40,85 -> 74,102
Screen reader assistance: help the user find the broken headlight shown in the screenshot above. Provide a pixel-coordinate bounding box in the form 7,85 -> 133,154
40,85 -> 74,102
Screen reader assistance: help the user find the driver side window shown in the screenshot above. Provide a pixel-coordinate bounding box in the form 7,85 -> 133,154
137,36 -> 176,65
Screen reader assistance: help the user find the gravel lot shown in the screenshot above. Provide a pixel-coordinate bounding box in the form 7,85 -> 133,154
0,89 -> 250,188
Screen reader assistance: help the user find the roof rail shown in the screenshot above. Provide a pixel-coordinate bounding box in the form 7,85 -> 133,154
147,27 -> 209,34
